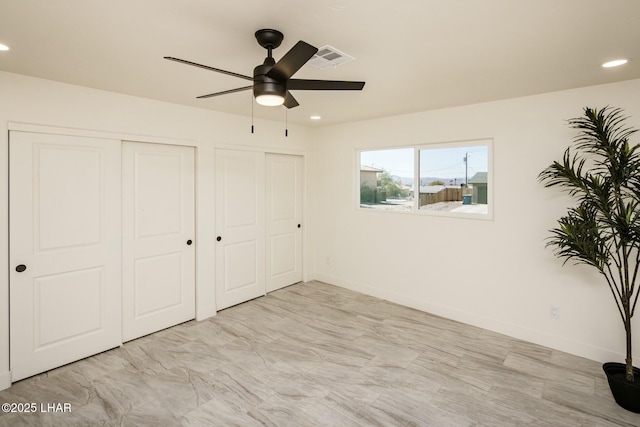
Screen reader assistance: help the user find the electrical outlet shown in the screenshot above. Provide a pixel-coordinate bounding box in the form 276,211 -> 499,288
550,305 -> 560,320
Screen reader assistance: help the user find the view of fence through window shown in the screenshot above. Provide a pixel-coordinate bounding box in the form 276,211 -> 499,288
360,148 -> 414,211
359,141 -> 491,217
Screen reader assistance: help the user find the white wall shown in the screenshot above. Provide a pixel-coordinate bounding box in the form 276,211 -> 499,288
0,71 -> 314,389
311,78 -> 640,364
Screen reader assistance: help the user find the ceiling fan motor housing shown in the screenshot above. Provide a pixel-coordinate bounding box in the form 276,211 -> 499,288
253,63 -> 286,100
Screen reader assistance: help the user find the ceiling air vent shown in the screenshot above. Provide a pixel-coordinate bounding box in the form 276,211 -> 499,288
308,45 -> 355,69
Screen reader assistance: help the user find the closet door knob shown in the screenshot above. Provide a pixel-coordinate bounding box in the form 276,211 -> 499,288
216,236 -> 222,242
15,264 -> 27,273
186,240 -> 193,246
297,224 -> 301,228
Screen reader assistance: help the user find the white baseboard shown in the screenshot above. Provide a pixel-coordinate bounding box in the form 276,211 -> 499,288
313,272 -> 621,364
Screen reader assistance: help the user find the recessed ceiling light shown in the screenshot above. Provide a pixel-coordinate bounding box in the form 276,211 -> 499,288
0,43 -> 10,51
602,59 -> 628,68
310,115 -> 322,120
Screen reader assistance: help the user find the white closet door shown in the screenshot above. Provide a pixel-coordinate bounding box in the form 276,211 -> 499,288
122,142 -> 195,342
215,149 -> 265,310
9,132 -> 121,381
266,154 -> 303,292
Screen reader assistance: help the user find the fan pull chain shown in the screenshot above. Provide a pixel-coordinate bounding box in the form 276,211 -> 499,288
251,93 -> 255,134
285,109 -> 288,137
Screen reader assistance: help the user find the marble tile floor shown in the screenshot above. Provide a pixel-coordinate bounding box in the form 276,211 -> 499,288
1,281 -> 639,426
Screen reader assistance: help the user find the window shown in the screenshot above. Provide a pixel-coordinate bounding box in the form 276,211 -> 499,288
359,148 -> 414,212
358,140 -> 492,218
419,144 -> 489,214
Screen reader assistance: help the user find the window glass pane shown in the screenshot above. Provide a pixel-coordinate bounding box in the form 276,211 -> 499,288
359,148 -> 414,211
418,145 -> 489,215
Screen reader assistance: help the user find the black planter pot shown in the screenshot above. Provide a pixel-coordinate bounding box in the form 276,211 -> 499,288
603,362 -> 640,413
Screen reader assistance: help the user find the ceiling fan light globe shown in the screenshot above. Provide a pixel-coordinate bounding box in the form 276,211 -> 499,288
256,94 -> 285,106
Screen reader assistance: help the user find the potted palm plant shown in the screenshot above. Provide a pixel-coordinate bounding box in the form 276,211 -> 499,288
539,106 -> 640,413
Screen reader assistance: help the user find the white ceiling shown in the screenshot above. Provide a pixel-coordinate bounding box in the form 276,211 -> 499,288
1,0 -> 639,127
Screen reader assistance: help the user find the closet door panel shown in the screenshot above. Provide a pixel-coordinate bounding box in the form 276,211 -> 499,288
9,131 -> 122,381
215,149 -> 265,310
266,154 -> 303,292
122,142 -> 195,341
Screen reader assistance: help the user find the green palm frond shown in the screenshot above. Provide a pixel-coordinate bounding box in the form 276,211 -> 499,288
546,204 -> 611,270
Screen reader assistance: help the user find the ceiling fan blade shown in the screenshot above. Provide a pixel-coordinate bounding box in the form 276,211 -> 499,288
283,92 -> 300,109
288,79 -> 365,91
266,41 -> 318,82
197,86 -> 252,99
164,56 -> 253,81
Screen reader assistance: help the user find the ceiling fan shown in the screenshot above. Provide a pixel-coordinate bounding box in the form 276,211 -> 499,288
165,29 -> 365,108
